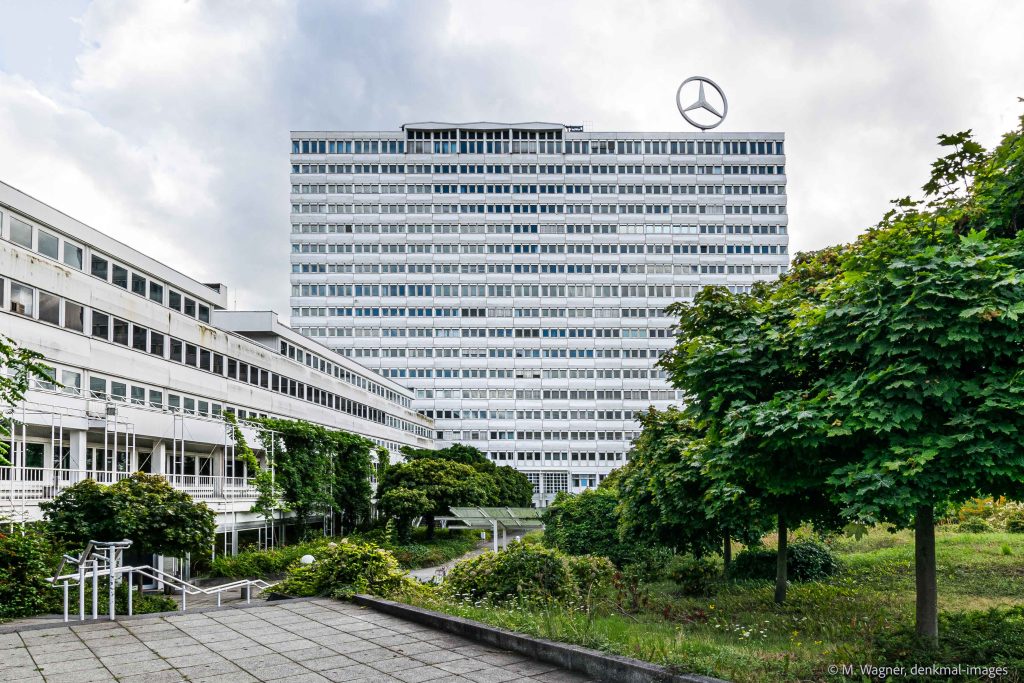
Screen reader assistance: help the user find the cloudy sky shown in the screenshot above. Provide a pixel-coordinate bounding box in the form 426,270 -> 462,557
1,0 -> 1022,316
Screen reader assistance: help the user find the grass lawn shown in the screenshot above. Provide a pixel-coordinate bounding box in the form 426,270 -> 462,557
397,527 -> 1024,683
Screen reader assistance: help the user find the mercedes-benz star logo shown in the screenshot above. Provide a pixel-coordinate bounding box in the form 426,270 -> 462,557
676,76 -> 728,131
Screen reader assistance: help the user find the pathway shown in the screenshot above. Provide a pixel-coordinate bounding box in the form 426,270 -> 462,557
406,543 -> 489,583
1,598 -> 595,682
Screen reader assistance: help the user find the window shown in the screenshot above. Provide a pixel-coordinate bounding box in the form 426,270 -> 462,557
91,311 -> 110,339
91,255 -> 109,280
130,386 -> 145,405
149,390 -> 162,409
149,332 -> 165,356
130,273 -> 147,296
37,230 -> 59,259
132,325 -> 148,351
184,298 -> 197,317
112,318 -> 129,345
64,301 -> 85,332
112,264 -> 129,288
24,443 -> 44,469
111,381 -> 127,402
38,291 -> 61,325
10,218 -> 32,248
170,338 -> 184,362
200,349 -> 211,371
198,304 -> 210,323
168,290 -> 182,311
185,344 -> 198,367
63,242 -> 83,270
148,281 -> 163,304
167,394 -> 180,412
61,370 -> 82,396
89,376 -> 107,398
10,282 -> 34,316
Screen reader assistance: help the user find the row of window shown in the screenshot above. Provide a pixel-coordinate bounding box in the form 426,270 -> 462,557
291,264 -> 783,278
1,278 -> 428,438
292,183 -> 784,196
275,339 -> 409,408
292,202 -> 788,216
292,138 -> 784,157
291,222 -> 787,235
292,242 -> 786,257
291,162 -> 786,176
375,367 -> 669,379
294,304 -> 676,317
414,385 -> 681,400
3,210 -> 216,323
423,409 -> 637,420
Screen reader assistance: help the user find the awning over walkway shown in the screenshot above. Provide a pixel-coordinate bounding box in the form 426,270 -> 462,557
438,507 -> 544,551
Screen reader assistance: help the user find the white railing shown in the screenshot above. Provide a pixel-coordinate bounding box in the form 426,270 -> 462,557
0,467 -> 260,505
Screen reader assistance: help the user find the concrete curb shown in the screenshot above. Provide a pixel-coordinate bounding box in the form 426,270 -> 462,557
352,594 -> 729,683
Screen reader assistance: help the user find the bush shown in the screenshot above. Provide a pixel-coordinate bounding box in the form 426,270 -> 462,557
210,539 -> 331,578
564,554 -> 616,597
667,555 -> 720,596
874,605 -> 1024,672
730,540 -> 842,582
0,523 -> 62,619
273,540 -> 413,599
542,489 -> 657,569
1005,512 -> 1024,534
956,518 -> 993,533
444,541 -> 581,603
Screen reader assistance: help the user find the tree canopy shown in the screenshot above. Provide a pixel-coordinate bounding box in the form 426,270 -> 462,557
0,336 -> 49,467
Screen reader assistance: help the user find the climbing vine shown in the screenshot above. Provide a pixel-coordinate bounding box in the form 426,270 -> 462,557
224,411 -> 281,524
255,418 -> 377,531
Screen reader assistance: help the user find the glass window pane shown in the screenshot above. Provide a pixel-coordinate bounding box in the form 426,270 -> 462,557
10,282 -> 34,316
89,376 -> 107,398
185,344 -> 198,366
184,298 -> 197,317
38,230 -> 59,258
91,311 -> 109,339
168,394 -> 180,411
131,325 -> 147,351
149,281 -> 163,304
64,301 -> 85,332
200,349 -> 211,371
91,255 -> 109,280
10,217 -> 32,248
198,305 -> 210,323
111,381 -> 127,402
168,290 -> 182,311
131,273 -> 147,296
130,386 -> 145,405
61,370 -> 82,395
38,291 -> 61,325
170,338 -> 183,362
149,331 -> 165,356
149,390 -> 162,409
112,265 -> 129,288
63,243 -> 83,269
112,318 -> 129,345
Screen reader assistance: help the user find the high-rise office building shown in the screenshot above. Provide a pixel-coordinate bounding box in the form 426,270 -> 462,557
289,122 -> 788,505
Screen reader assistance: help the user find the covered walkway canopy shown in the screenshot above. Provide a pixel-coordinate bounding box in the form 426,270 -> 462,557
439,506 -> 544,551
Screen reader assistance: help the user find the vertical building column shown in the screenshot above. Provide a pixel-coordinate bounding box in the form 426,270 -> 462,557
151,441 -> 166,476
211,447 -> 224,497
68,429 -> 87,483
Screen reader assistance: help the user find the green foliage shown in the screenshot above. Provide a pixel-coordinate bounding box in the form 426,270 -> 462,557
617,408 -> 769,560
443,540 -> 608,604
40,473 -> 216,558
209,538 -> 332,578
273,540 -> 413,599
666,555 -> 721,596
956,518 -> 994,534
543,488 -> 654,568
225,411 -> 280,522
395,444 -> 533,510
564,554 -> 616,597
730,541 -> 842,582
376,458 -> 487,535
0,335 -> 50,466
0,523 -> 62,619
1007,514 -> 1024,534
257,418 -> 376,530
874,605 -> 1024,674
377,487 -> 431,542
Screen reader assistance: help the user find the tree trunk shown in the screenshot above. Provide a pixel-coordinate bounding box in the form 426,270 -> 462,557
774,516 -> 787,604
915,505 -> 939,641
425,513 -> 436,539
723,532 -> 732,572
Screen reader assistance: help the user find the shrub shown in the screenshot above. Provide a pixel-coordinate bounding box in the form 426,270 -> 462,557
564,554 -> 616,596
0,523 -> 62,619
874,605 -> 1024,671
956,518 -> 993,534
444,541 -> 576,603
666,555 -> 720,596
210,539 -> 331,578
542,489 -> 658,569
1005,512 -> 1024,534
273,540 -> 412,599
730,540 -> 842,582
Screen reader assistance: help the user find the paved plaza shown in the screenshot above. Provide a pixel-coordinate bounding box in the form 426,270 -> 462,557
0,599 -> 595,683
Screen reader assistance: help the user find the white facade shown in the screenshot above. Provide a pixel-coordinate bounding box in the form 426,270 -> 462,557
289,123 -> 788,505
0,180 -> 433,539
